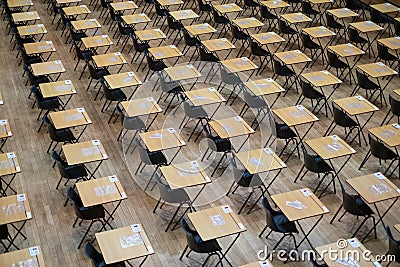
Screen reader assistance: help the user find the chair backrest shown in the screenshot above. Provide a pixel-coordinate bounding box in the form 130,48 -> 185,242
260,5 -> 276,20
231,24 -> 248,40
86,60 -> 102,79
340,183 -> 370,216
332,104 -> 356,128
243,91 -> 267,108
356,69 -> 377,90
123,116 -> 146,131
327,50 -> 344,69
182,29 -> 198,47
274,120 -> 296,139
396,21 -> 400,36
198,45 -> 219,62
302,1 -> 317,15
278,19 -> 294,35
272,58 -> 287,76
389,94 -> 400,117
261,196 -> 283,232
377,42 -> 395,61
132,137 -> 153,165
100,79 -> 114,100
67,187 -> 84,210
153,172 -> 189,203
369,134 -> 397,160
220,67 -> 242,85
181,218 -> 202,251
0,224 -> 9,240
250,40 -> 269,57
301,33 -> 319,49
301,80 -> 319,99
183,101 -> 207,119
348,27 -> 362,43
386,226 -> 400,263
326,13 -> 343,29
145,52 -> 165,72
84,242 -> 104,267
301,144 -> 332,173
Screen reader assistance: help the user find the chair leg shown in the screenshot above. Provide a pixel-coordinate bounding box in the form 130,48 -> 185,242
330,204 -> 343,224
179,245 -> 189,260
165,205 -> 181,232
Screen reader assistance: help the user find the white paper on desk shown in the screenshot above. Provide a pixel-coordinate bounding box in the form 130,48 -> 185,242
131,224 -> 141,233
286,200 -> 307,210
94,185 -> 117,196
301,188 -> 311,196
7,152 -> 15,159
210,214 -> 225,226
17,194 -> 26,202
119,234 -> 143,248
108,175 -> 118,183
250,157 -> 262,166
29,246 -> 40,256
335,257 -> 360,267
17,258 -> 39,267
222,205 -> 232,213
149,133 -> 163,138
374,172 -> 385,180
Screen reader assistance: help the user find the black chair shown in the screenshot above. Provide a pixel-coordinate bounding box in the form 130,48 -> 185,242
326,50 -> 351,82
250,39 -> 271,75
23,65 -> 50,87
0,224 -> 18,252
359,134 -> 400,176
396,20 -> 400,36
326,12 -> 345,42
345,0 -> 368,19
324,103 -> 362,145
211,10 -> 230,38
143,51 -> 167,81
217,67 -> 243,104
98,0 -> 112,18
381,94 -> 400,125
330,182 -> 376,239
352,69 -> 385,106
259,5 -> 278,31
258,197 -> 298,252
67,187 -> 109,249
52,151 -> 87,190
376,42 -> 398,69
128,33 -> 150,69
301,33 -> 324,66
301,1 -> 319,20
30,85 -> 60,131
84,242 -> 126,267
201,125 -> 232,176
58,8 -> 75,36
44,115 -> 76,153
115,22 -> 135,52
385,227 -> 400,267
267,119 -> 299,161
348,27 -> 368,51
278,19 -> 298,50
294,144 -> 335,197
18,46 -> 42,67
231,24 -> 250,57
106,4 -> 123,31
272,58 -> 297,95
196,0 -> 212,21
99,78 -> 127,112
166,15 -> 183,44
296,80 -> 330,116
182,29 -> 201,62
152,2 -> 168,26
85,59 -> 110,93
72,40 -> 93,80
157,74 -> 185,114
243,0 -> 258,16
66,23 -> 87,52
179,218 -> 226,265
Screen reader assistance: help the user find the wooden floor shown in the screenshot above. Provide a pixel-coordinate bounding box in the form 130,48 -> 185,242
2,0 -> 400,266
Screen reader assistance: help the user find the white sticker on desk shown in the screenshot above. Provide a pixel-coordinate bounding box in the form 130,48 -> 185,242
234,116 -> 241,122
155,28 -> 161,31
7,152 -> 15,159
108,175 -> 118,182
301,188 -> 311,196
393,123 -> 400,129
209,87 -> 216,92
147,97 -> 154,102
64,80 -> 72,85
331,135 -> 340,141
238,223 -> 245,229
346,43 -> 353,46
259,261 -> 271,267
377,62 -> 385,66
90,18 -> 96,21
294,50 -> 301,54
374,172 -> 385,180
242,57 -> 248,61
77,107 -> 85,113
103,154 -> 108,159
115,52 -> 121,56
322,206 -> 329,212
322,70 -> 329,74
131,224 -> 141,232
222,206 -> 232,213
55,60 -> 61,64
92,140 -> 100,146
17,194 -> 26,202
187,64 -> 193,68
46,40 -> 52,44
296,105 -> 304,110
205,176 -> 211,182
167,128 -> 176,133
121,192 -> 127,198
355,95 -> 364,101
263,147 -> 273,154
16,166 -> 21,172
101,34 -> 108,38
37,23 -> 43,27
348,238 -> 359,248
0,120 -> 6,125
26,212 -> 32,219
29,246 -> 40,256
147,246 -> 154,253
190,161 -> 198,168
7,131 -> 12,136
127,72 -> 135,77
350,148 -> 356,153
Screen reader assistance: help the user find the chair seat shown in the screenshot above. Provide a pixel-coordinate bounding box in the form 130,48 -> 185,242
148,150 -> 168,165
276,123 -> 297,139
353,195 -> 374,215
108,89 -> 127,101
213,137 -> 232,152
96,68 -> 110,79
273,214 -> 298,233
54,128 -> 76,142
193,236 -> 222,253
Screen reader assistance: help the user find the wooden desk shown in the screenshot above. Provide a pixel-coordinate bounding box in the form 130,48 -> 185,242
209,116 -> 255,139
92,52 -> 127,71
0,92 -> 3,105
157,0 -> 183,6
121,13 -> 151,26
333,96 -> 378,116
49,108 -> 92,129
148,45 -> 183,60
0,119 -> 12,140
302,26 -> 336,39
274,50 -> 311,65
104,72 -> 142,90
213,3 -> 243,14
0,194 -> 32,228
119,97 -> 162,117
306,135 -> 356,160
368,124 -> 400,147
0,246 -> 45,267
251,32 -> 285,46
240,261 -> 273,267
328,43 -> 365,57
232,17 -> 264,30
357,62 -> 398,78
327,7 -> 359,19
24,41 -> 56,55
378,36 -> 400,50
63,140 -> 108,165
371,2 -> 400,13
188,205 -> 246,241
184,23 -> 217,36
273,105 -> 318,127
7,0 -> 33,9
201,38 -> 235,52
272,188 -> 328,221
316,238 -> 379,267
76,176 -> 127,207
135,28 -> 166,42
31,60 -> 66,79
139,128 -> 186,152
184,87 -> 225,106
281,12 -> 312,24
301,70 -> 342,87
62,5 -> 91,17
71,18 -> 101,31
350,21 -> 383,33
96,225 -> 154,264
82,35 -> 113,50
160,161 -> 211,189
110,1 -> 138,12
12,11 -> 40,23
244,78 -> 285,96
56,0 -> 81,5
347,173 -> 400,204
220,57 -> 258,73
39,80 -> 76,98
260,0 -> 290,9
164,64 -> 202,81
169,9 -> 199,21
18,24 -> 47,37
235,148 -> 286,174
0,152 -> 21,177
